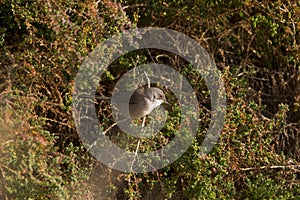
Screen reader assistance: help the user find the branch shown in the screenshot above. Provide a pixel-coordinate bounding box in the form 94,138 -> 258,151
240,164 -> 300,171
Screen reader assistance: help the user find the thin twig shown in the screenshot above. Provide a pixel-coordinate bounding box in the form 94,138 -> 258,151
87,119 -> 127,152
130,116 -> 146,171
130,71 -> 149,171
134,140 -> 141,158
144,71 -> 150,88
240,164 -> 300,171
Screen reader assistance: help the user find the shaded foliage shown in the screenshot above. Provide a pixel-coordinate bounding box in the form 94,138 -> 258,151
0,0 -> 299,199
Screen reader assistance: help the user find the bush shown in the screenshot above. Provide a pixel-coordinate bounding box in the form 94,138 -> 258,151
0,0 -> 299,199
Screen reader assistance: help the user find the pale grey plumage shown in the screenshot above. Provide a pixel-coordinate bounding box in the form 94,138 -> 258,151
84,87 -> 167,119
128,87 -> 166,119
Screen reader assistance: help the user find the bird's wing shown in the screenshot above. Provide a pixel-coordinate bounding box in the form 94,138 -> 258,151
129,88 -> 147,105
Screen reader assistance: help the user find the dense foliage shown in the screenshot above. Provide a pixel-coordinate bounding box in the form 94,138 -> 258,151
0,0 -> 299,199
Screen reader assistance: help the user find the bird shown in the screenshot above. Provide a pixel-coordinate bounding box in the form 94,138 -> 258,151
80,87 -> 168,119
127,87 -> 167,119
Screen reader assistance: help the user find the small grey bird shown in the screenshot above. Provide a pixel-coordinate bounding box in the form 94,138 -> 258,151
127,87 -> 167,119
82,87 -> 168,119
